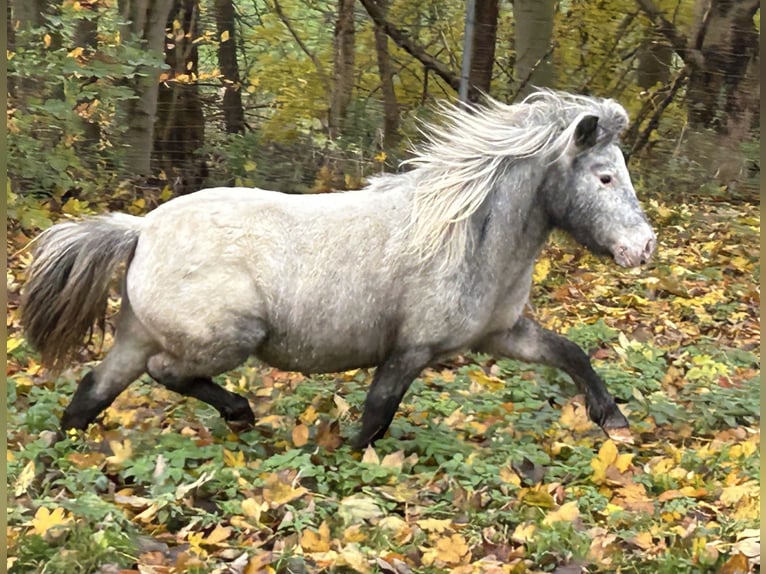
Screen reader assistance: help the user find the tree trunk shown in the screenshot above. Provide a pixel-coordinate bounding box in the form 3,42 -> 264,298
117,0 -> 175,177
154,0 -> 207,195
215,0 -> 245,135
636,35 -> 673,89
329,0 -> 355,141
372,0 -> 399,150
74,1 -> 102,152
512,0 -> 556,98
467,0 -> 499,102
685,0 -> 760,133
10,0 -> 60,100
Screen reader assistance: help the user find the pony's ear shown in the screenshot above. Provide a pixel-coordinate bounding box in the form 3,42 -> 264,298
574,115 -> 599,148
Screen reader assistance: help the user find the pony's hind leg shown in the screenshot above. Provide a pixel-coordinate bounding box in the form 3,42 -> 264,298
146,347 -> 258,431
61,307 -> 155,432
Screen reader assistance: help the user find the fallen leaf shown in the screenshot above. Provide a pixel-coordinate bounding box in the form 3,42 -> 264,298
718,553 -> 750,574
416,518 -> 453,533
543,500 -> 580,525
362,446 -> 380,464
14,460 -> 36,497
262,473 -> 308,508
292,423 -> 309,447
421,533 -> 471,566
381,450 -> 405,469
301,520 -> 331,553
339,495 -> 383,523
30,506 -> 73,539
106,439 -> 132,469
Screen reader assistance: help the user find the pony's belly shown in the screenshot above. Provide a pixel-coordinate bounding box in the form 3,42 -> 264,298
255,337 -> 384,374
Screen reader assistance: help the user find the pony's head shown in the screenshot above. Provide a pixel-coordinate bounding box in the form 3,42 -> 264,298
538,94 -> 656,267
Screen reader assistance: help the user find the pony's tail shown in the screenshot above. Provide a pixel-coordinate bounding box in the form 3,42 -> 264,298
21,213 -> 145,372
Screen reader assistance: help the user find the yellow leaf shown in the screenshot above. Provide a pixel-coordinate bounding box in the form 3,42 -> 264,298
262,474 -> 308,508
343,524 -> 368,544
220,30 -> 230,43
13,460 -> 35,496
499,464 -> 522,486
203,524 -> 231,545
380,450 -> 405,469
30,507 -> 73,537
67,46 -> 84,59
559,400 -> 593,433
245,551 -> 275,574
299,405 -> 318,424
431,533 -> 470,566
374,151 -> 387,162
720,482 -> 759,506
630,531 -> 654,550
511,522 -> 537,543
597,439 -> 618,465
243,160 -> 257,172
43,34 -> 51,48
292,423 -> 309,447
361,446 -> 379,464
416,518 -> 452,533
7,336 -> 22,353
543,500 -> 580,525
187,530 -> 208,556
522,489 -> 556,508
242,497 -> 268,521
559,399 -> 592,432
223,448 -> 245,468
301,521 -> 331,553
67,452 -> 106,470
106,439 -> 132,468
533,257 -> 551,282
467,369 -> 505,391
614,452 -> 634,473
337,544 -> 370,573
134,503 -> 159,523
333,394 -> 351,417
62,198 -> 85,215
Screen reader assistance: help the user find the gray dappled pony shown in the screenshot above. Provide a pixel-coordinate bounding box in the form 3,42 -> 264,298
22,90 -> 656,448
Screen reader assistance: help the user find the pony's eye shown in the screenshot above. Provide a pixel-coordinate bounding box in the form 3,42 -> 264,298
599,174 -> 612,185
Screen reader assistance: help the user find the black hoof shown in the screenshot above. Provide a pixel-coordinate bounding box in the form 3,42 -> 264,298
222,396 -> 255,433
598,404 -> 629,430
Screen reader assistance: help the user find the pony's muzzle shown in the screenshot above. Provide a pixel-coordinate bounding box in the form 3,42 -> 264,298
613,229 -> 656,268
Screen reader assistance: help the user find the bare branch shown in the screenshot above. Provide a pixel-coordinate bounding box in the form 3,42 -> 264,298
635,0 -> 704,69
272,0 -> 330,89
358,0 -> 460,92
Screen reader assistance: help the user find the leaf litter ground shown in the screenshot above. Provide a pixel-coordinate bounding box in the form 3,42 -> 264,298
6,197 -> 760,574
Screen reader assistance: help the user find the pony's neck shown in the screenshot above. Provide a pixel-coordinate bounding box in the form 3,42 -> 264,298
470,165 -> 552,268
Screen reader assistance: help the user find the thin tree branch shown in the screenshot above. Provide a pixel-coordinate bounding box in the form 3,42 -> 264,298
358,0 -> 460,92
626,67 -> 689,159
272,0 -> 330,89
635,0 -> 703,69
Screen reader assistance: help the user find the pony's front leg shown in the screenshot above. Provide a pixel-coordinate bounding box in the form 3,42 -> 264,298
476,317 -> 628,431
354,348 -> 433,449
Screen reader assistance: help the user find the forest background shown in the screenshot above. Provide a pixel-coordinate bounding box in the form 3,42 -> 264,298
6,1 -> 761,573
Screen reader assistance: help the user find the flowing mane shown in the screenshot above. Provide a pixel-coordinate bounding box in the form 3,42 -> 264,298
389,89 -> 630,270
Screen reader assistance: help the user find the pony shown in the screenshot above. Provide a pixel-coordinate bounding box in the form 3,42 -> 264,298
22,90 -> 656,448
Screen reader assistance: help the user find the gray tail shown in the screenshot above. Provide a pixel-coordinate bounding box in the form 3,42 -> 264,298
21,213 -> 144,372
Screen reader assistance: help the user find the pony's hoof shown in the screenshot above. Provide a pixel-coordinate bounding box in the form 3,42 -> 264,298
226,417 -> 255,434
600,406 -> 629,430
